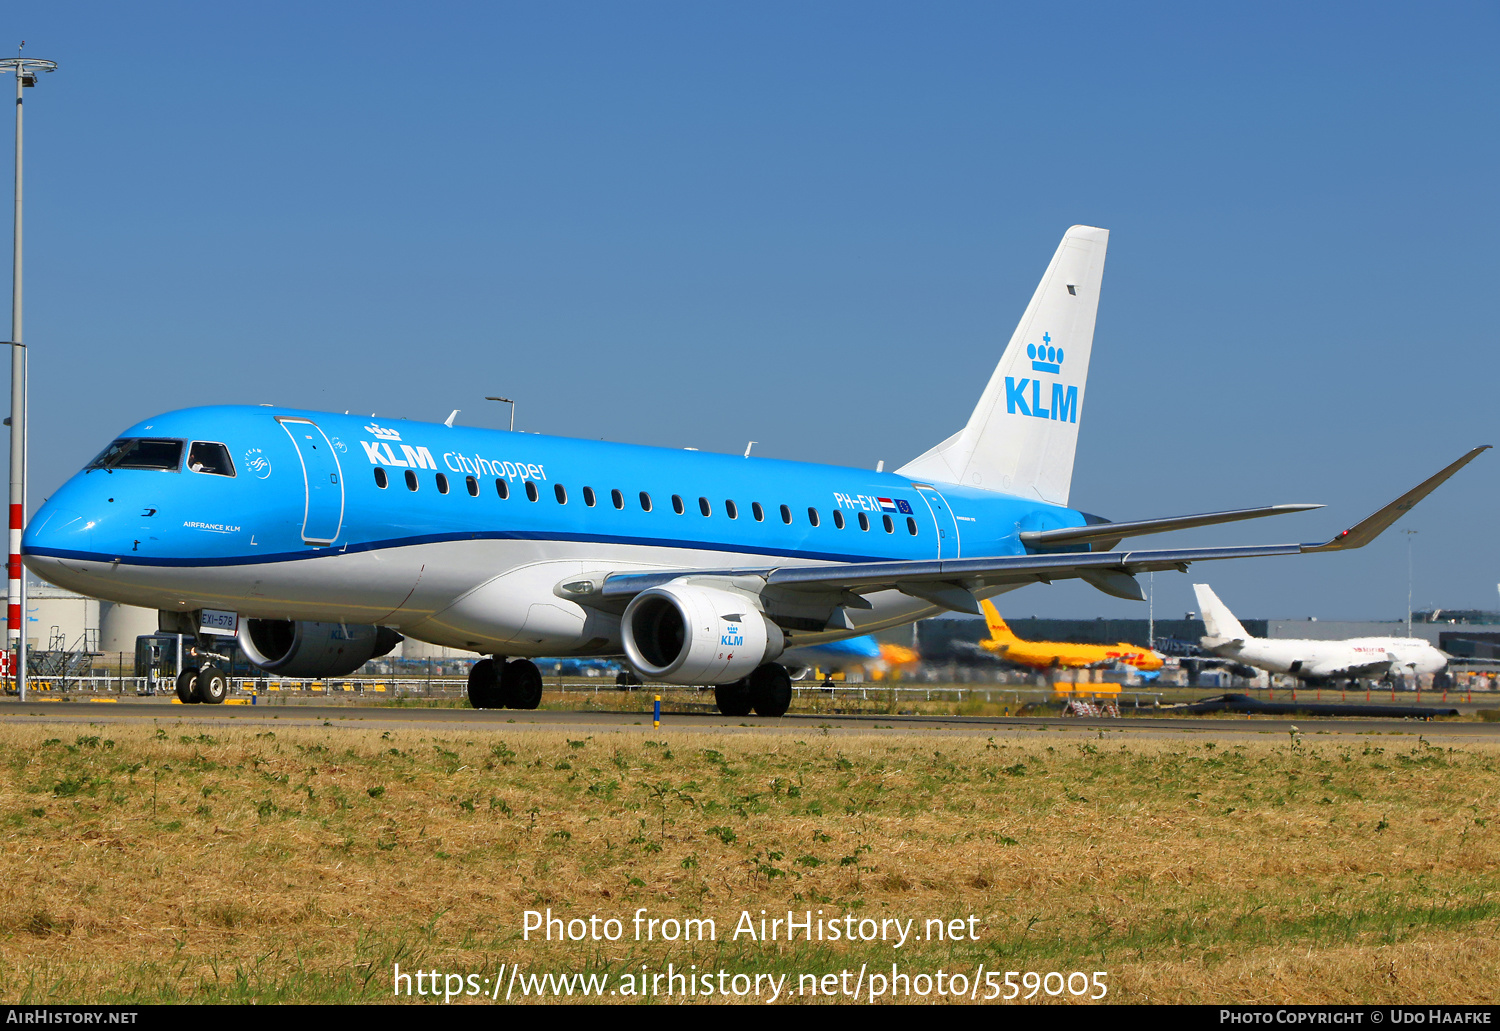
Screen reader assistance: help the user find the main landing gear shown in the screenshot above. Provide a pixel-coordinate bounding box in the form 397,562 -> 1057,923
714,663 -> 793,718
468,658 -> 544,710
174,663 -> 228,704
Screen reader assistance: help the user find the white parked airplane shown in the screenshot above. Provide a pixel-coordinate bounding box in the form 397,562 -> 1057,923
1192,583 -> 1448,684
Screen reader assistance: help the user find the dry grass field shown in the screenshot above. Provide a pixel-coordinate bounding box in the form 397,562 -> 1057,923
0,719 -> 1496,1004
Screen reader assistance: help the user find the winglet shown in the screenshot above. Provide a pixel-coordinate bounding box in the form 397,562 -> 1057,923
1302,446 -> 1490,553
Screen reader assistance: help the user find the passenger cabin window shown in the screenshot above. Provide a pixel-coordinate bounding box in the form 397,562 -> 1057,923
725,499 -> 738,520
555,484 -> 567,504
374,468 -> 388,489
780,504 -> 792,524
465,475 -> 479,497
612,489 -> 624,510
882,514 -> 894,533
187,442 -> 235,477
752,502 -> 764,522
524,481 -> 539,502
832,510 -> 845,529
671,494 -> 685,515
436,473 -> 450,494
807,507 -> 820,527
583,486 -> 597,507
858,512 -> 869,531
495,478 -> 510,500
698,497 -> 711,517
86,438 -> 184,473
907,516 -> 919,535
639,491 -> 653,512
406,470 -> 419,491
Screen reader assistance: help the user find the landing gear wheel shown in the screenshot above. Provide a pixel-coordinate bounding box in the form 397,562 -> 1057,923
197,665 -> 228,704
503,660 -> 544,710
615,670 -> 643,690
749,663 -> 793,718
175,667 -> 200,704
468,658 -> 501,709
714,679 -> 754,717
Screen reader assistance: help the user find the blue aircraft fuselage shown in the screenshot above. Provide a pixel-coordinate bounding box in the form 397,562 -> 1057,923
21,405 -> 1087,655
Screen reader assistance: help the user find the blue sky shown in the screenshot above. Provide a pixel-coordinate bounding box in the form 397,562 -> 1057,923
8,1 -> 1498,620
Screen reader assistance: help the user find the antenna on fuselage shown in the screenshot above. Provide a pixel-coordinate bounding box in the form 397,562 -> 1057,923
744,441 -> 756,458
445,409 -> 459,427
876,460 -> 884,473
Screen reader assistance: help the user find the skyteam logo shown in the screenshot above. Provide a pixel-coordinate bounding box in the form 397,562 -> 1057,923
243,448 -> 272,479
1006,330 -> 1078,424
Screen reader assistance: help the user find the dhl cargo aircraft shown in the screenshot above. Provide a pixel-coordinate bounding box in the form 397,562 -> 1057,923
21,226 -> 1487,717
977,599 -> 1163,671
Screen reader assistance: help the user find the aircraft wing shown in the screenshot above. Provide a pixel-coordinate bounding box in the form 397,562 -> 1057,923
1018,503 -> 1323,549
586,446 -> 1489,620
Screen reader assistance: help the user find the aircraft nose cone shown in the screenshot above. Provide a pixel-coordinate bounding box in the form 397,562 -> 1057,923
23,506 -> 94,554
21,506 -> 95,589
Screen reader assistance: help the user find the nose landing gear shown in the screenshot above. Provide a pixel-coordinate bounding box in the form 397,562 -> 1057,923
173,662 -> 228,704
175,667 -> 198,704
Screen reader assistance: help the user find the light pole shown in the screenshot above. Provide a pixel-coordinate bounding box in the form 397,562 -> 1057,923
1405,529 -> 1418,637
0,55 -> 54,701
485,396 -> 515,432
1148,570 -> 1155,650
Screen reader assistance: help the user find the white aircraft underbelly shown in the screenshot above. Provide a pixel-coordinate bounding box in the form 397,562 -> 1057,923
31,538 -> 947,657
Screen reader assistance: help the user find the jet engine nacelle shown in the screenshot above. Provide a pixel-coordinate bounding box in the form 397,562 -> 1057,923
621,583 -> 784,685
238,619 -> 403,678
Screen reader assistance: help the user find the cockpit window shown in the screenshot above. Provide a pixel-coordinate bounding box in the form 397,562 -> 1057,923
187,442 -> 235,477
86,438 -> 184,473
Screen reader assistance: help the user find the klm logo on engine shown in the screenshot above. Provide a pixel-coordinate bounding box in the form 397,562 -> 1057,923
721,624 -> 744,647
1005,332 -> 1078,424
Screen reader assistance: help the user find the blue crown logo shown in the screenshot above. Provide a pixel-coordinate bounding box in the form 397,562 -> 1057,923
1027,331 -> 1062,373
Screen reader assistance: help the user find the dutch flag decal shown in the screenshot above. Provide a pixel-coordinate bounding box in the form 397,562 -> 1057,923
878,498 -> 898,512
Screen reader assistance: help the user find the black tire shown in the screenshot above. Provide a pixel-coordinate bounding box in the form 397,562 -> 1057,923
504,659 -> 544,710
197,665 -> 228,704
468,658 -> 501,709
749,663 -> 793,717
714,679 -> 754,717
175,667 -> 199,704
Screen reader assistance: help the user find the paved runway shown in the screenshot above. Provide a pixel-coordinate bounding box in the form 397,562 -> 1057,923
2,697 -> 1496,740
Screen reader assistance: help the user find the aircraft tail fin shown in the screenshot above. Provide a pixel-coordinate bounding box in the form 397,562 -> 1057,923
1193,583 -> 1249,643
981,599 -> 1019,642
896,225 -> 1108,506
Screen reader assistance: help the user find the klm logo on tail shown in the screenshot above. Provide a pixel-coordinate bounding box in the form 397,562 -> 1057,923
1005,332 -> 1078,424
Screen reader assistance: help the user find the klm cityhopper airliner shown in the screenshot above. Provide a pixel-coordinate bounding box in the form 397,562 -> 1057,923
20,227 -> 1488,715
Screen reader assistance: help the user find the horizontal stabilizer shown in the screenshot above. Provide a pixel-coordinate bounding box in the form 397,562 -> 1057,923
1020,503 -> 1323,549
